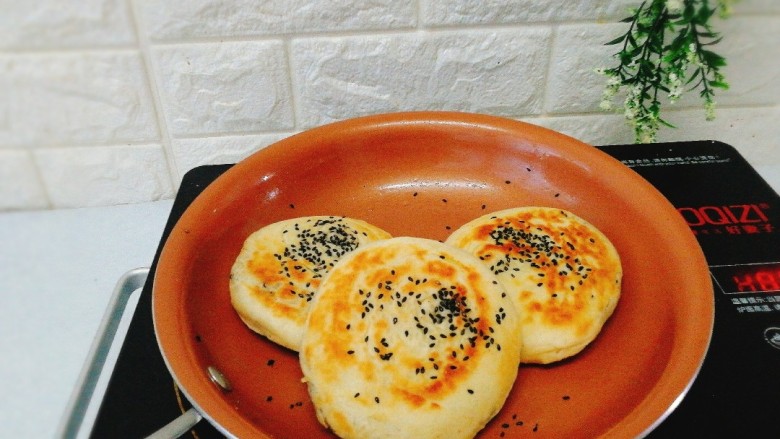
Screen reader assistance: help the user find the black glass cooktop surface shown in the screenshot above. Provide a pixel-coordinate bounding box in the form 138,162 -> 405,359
87,141 -> 780,438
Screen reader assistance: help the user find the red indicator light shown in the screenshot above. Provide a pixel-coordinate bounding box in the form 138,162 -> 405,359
732,268 -> 780,293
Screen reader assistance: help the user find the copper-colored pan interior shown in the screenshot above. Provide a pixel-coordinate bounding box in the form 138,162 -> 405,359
153,112 -> 713,438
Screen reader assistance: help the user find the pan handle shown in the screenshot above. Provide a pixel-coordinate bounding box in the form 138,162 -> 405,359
145,408 -> 202,439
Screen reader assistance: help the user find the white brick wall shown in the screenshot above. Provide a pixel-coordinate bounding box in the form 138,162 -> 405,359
1,0 -> 778,211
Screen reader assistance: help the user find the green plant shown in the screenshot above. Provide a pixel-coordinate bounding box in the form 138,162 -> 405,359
598,0 -> 736,143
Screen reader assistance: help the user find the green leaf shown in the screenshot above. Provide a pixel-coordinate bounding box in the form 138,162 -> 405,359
702,36 -> 724,46
697,6 -> 716,22
626,31 -> 638,48
671,18 -> 691,27
701,50 -> 727,67
627,44 -> 643,58
711,80 -> 730,90
605,34 -> 627,46
697,31 -> 719,39
688,79 -> 705,92
685,68 -> 702,85
683,3 -> 696,20
599,0 -> 731,135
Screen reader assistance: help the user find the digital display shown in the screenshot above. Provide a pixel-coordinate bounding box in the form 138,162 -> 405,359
711,262 -> 780,295
732,269 -> 780,294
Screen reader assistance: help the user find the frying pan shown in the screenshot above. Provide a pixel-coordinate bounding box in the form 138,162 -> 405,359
152,112 -> 713,438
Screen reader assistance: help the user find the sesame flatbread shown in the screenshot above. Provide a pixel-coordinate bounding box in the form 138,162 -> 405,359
229,216 -> 392,351
446,207 -> 622,364
300,237 -> 522,439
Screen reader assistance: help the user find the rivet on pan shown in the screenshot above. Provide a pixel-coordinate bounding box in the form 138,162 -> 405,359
207,366 -> 232,392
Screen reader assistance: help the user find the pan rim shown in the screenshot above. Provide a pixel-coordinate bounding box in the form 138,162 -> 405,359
152,111 -> 713,439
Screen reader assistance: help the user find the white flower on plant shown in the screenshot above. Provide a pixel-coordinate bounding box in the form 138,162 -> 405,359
633,112 -> 660,144
598,0 -> 730,143
667,71 -> 684,103
705,100 -> 716,121
597,69 -> 622,111
668,87 -> 683,103
637,126 -> 657,143
686,43 -> 704,66
625,106 -> 637,120
626,84 -> 643,102
624,90 -> 640,120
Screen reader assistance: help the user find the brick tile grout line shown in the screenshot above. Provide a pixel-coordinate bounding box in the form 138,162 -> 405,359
126,0 -> 180,191
539,23 -> 558,119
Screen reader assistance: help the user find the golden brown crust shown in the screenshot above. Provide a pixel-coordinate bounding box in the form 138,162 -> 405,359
446,207 -> 622,364
300,237 -> 522,439
229,216 -> 392,351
